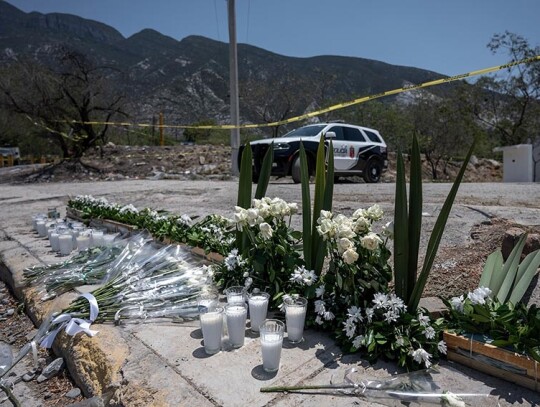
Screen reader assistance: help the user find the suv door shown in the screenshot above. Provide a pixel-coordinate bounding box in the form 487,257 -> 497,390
326,125 -> 352,171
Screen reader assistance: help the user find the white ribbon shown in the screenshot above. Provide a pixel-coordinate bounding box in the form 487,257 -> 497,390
40,293 -> 99,349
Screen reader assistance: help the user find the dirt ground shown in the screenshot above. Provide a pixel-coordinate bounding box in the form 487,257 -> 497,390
1,143 -> 503,184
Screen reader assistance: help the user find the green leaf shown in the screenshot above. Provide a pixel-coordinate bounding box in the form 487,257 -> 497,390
479,250 -> 503,292
408,140 -> 475,312
407,134 -> 422,301
237,143 -> 253,208
509,249 -> 540,305
497,233 -> 527,303
299,143 -> 312,269
312,137 -> 328,274
323,140 -> 334,211
393,147 -> 409,301
254,142 -> 274,199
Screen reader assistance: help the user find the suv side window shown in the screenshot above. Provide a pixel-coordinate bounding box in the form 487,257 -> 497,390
343,127 -> 367,142
327,126 -> 345,140
363,130 -> 382,143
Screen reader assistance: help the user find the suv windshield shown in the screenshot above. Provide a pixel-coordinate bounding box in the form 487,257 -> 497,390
280,125 -> 325,138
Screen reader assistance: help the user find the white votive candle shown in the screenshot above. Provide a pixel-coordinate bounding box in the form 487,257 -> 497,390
225,304 -> 247,348
58,234 -> 73,256
76,234 -> 91,251
285,300 -> 307,344
36,221 -> 47,237
248,293 -> 269,333
261,333 -> 283,372
50,232 -> 60,252
200,309 -> 224,355
91,230 -> 104,247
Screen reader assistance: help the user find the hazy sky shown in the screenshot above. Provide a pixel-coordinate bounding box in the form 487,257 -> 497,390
6,0 -> 540,76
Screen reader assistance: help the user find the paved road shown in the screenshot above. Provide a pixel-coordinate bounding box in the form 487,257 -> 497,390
1,180 -> 539,406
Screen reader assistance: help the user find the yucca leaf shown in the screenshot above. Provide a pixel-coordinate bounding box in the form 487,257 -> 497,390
312,137 -> 328,274
496,233 -> 527,304
323,140 -> 334,211
478,250 -> 503,292
299,143 -> 312,269
408,140 -> 475,312
237,143 -> 253,209
254,142 -> 274,199
407,134 -> 423,301
508,249 -> 540,305
393,147 -> 409,301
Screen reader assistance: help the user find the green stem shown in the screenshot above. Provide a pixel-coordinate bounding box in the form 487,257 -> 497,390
0,382 -> 22,407
260,384 -> 356,393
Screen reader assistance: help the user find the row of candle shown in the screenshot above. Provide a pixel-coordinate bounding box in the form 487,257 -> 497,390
32,213 -> 117,256
199,287 -> 308,373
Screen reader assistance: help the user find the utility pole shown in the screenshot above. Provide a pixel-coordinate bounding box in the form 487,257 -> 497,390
228,0 -> 240,176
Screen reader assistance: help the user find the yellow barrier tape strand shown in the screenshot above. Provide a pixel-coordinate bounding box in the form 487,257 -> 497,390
53,55 -> 540,130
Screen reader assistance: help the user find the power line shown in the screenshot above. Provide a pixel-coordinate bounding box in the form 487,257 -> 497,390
213,0 -> 221,40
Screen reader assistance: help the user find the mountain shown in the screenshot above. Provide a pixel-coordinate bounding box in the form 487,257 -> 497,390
0,1 -> 448,132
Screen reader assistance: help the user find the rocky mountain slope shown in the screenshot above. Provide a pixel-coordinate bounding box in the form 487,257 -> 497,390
0,1 -> 452,126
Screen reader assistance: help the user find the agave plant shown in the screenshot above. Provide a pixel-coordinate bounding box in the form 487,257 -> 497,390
394,134 -> 475,313
479,233 -> 540,305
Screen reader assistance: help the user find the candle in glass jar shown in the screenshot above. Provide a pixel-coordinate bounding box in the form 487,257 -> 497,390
200,308 -> 224,355
50,232 -> 60,252
91,230 -> 104,247
36,221 -> 47,237
76,233 -> 91,251
58,234 -> 73,256
284,297 -> 308,344
248,293 -> 269,333
261,333 -> 283,372
225,304 -> 247,348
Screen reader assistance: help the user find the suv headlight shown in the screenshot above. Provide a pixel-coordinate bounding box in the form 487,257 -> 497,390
273,143 -> 290,151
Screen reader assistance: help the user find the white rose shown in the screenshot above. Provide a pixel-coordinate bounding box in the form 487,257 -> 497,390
247,208 -> 260,226
354,216 -> 371,233
352,208 -> 366,219
259,222 -> 273,240
318,210 -> 333,223
316,218 -> 334,239
343,248 -> 359,264
382,221 -> 394,239
338,237 -> 353,254
366,204 -> 384,220
360,232 -> 383,251
288,202 -> 298,214
336,223 -> 355,239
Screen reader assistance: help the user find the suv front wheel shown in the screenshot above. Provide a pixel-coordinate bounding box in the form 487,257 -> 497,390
363,158 -> 383,183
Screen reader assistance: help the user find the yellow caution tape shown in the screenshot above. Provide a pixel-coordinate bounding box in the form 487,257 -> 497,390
52,55 -> 540,130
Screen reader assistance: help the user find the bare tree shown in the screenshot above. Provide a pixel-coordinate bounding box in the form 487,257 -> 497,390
0,49 -> 126,162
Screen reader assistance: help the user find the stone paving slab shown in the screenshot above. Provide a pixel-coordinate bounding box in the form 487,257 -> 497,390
1,180 -> 540,406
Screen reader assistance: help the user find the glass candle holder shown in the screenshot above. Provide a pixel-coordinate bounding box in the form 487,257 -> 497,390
200,306 -> 224,355
76,230 -> 91,251
248,292 -> 270,333
225,286 -> 247,305
91,230 -> 104,247
260,319 -> 285,373
225,303 -> 247,348
284,296 -> 308,344
58,232 -> 73,256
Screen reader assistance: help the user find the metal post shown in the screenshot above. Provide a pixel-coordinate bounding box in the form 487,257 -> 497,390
228,0 -> 240,176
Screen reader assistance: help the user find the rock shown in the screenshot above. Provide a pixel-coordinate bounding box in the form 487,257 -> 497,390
485,159 -> 501,169
66,396 -> 105,407
5,309 -> 14,316
36,357 -> 64,383
501,227 -> 526,260
501,228 -> 540,260
22,372 -> 35,382
469,155 -> 479,166
65,388 -> 82,399
199,155 -> 206,165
